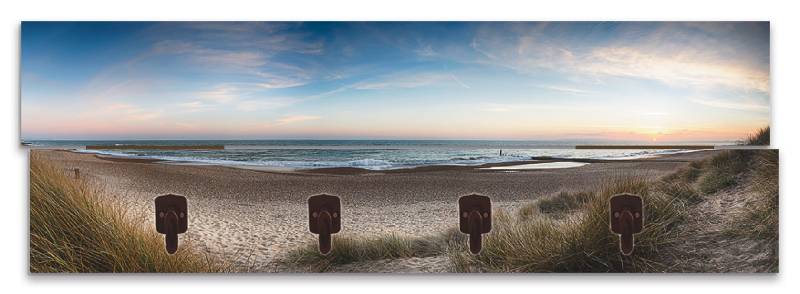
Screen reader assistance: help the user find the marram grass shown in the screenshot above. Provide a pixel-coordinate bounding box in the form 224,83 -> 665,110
29,153 -> 225,273
283,228 -> 465,272
450,176 -> 686,273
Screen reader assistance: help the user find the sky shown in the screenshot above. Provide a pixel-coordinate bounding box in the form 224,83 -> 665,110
21,22 -> 770,142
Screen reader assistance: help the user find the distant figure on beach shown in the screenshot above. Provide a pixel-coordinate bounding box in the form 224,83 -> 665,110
500,149 -> 503,156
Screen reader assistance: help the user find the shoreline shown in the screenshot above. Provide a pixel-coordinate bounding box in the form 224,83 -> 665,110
68,148 -> 716,176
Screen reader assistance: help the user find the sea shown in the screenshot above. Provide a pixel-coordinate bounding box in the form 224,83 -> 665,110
24,140 -> 730,171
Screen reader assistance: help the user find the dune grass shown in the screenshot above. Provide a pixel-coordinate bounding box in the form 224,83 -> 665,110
663,160 -> 703,184
744,127 -> 770,146
283,229 -> 464,272
746,149 -> 779,242
285,176 -> 690,273
522,191 -> 594,217
29,153 -> 225,273
693,126 -> 768,196
749,150 -> 778,271
723,149 -> 779,271
696,150 -> 752,194
450,176 -> 688,272
655,180 -> 702,204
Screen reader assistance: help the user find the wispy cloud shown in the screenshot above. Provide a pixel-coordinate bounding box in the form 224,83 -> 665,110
466,22 -> 769,94
470,38 -> 497,60
193,83 -> 299,112
236,98 -> 296,112
148,24 -> 322,89
173,22 -> 325,55
540,85 -> 590,95
415,44 -> 437,57
354,72 -> 471,90
582,46 -> 769,93
263,115 -> 322,127
197,84 -> 245,103
151,40 -> 314,89
254,70 -> 311,89
640,111 -> 669,116
689,97 -> 770,112
176,101 -> 215,113
479,102 -> 584,113
103,103 -> 163,121
152,40 -> 267,69
448,73 -> 471,89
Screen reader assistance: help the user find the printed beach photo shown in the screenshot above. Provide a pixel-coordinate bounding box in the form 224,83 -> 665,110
22,22 -> 777,273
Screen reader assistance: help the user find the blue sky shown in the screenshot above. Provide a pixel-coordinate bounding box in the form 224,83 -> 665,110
21,22 -> 770,141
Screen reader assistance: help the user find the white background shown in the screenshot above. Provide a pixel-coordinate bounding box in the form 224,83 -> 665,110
2,0 -> 797,293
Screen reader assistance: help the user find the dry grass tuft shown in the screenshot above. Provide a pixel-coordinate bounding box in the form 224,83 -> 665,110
697,150 -> 749,194
655,181 -> 702,204
518,191 -> 594,222
532,191 -> 593,216
283,229 -> 464,272
744,127 -> 770,146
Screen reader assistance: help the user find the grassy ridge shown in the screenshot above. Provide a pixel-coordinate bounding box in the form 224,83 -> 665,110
30,152 -> 224,273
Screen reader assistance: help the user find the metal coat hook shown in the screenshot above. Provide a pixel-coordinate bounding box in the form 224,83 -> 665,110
154,194 -> 188,254
458,194 -> 491,254
308,194 -> 341,255
609,193 -> 643,256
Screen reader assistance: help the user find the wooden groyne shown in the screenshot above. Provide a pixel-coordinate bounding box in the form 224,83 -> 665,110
85,145 -> 225,150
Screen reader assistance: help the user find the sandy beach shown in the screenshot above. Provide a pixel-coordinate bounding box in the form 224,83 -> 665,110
32,149 -> 720,272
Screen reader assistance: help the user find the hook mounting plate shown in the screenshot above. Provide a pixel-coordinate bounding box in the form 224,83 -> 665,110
459,194 -> 491,234
308,194 -> 341,234
155,194 -> 188,234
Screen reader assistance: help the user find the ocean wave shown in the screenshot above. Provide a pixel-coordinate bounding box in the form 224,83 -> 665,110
345,159 -> 394,168
70,146 -> 706,171
75,149 -> 135,158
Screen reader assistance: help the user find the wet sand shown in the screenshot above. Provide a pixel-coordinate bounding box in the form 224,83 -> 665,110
31,149 -> 719,272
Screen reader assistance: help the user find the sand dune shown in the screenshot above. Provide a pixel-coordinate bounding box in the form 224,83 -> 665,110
33,149 -> 718,272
